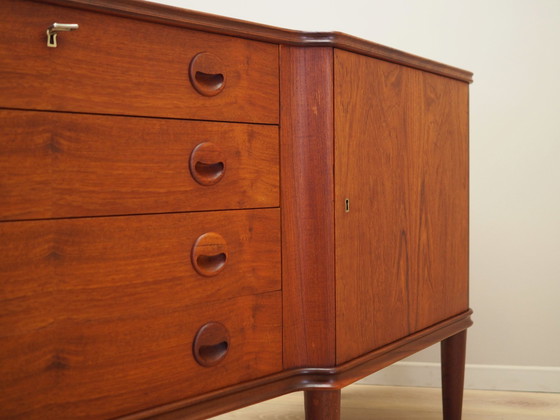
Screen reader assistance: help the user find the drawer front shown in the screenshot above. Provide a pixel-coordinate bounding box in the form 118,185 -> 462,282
0,209 -> 280,306
0,211 -> 281,418
0,0 -> 279,124
0,111 -> 279,220
0,289 -> 282,419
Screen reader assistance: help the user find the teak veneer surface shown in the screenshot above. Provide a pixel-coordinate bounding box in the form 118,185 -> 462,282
280,46 -> 336,369
0,289 -> 281,419
34,0 -> 472,83
334,50 -> 469,363
0,210 -> 282,418
0,111 -> 279,220
0,209 -> 280,309
116,311 -> 472,420
0,1 -> 472,419
0,0 -> 279,124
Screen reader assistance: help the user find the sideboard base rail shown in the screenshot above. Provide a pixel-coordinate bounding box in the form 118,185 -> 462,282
120,309 -> 473,420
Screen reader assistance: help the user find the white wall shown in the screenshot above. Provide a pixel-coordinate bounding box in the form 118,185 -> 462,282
155,0 -> 560,391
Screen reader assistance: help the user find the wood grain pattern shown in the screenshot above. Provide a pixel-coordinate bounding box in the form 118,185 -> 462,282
280,46 -> 336,368
0,211 -> 281,418
0,289 -> 282,419
0,0 -> 278,124
0,209 -> 280,311
334,49 -> 469,363
335,50 -> 410,362
407,70 -> 469,332
117,310 -> 472,419
0,111 -> 279,220
37,0 -> 472,83
0,1 -> 472,417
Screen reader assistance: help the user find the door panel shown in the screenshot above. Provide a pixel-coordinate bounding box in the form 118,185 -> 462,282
334,49 -> 468,363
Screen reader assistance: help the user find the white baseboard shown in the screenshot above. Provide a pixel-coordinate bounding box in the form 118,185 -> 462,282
357,361 -> 560,393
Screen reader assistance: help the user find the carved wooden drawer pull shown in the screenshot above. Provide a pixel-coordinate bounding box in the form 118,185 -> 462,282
193,322 -> 230,367
191,232 -> 228,277
189,52 -> 226,96
189,142 -> 225,186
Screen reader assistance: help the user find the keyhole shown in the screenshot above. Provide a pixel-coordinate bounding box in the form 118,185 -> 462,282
48,33 -> 57,47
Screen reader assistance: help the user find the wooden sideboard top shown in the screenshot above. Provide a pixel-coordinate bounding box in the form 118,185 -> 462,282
35,0 -> 473,83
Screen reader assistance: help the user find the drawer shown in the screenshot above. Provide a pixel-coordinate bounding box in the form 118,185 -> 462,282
0,0 -> 278,124
0,111 -> 279,220
0,210 -> 281,418
0,289 -> 282,419
0,209 -> 280,306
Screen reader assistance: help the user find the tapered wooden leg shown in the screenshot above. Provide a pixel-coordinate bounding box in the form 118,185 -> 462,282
304,389 -> 341,420
441,330 -> 467,420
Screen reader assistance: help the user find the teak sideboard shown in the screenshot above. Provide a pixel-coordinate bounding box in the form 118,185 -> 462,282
0,0 -> 473,419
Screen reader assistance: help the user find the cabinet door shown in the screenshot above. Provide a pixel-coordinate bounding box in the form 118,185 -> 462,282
334,49 -> 468,364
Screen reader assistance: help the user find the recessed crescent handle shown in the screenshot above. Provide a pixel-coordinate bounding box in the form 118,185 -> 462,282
191,232 -> 228,277
47,23 -> 79,48
189,142 -> 225,186
189,52 -> 226,96
193,322 -> 230,367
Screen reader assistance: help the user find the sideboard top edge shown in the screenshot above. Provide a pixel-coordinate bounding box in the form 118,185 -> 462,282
35,0 -> 473,83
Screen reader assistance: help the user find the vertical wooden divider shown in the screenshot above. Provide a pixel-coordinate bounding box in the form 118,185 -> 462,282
280,46 -> 336,368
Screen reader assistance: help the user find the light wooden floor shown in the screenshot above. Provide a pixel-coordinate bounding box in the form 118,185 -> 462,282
214,385 -> 560,419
